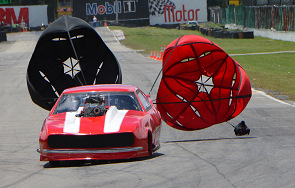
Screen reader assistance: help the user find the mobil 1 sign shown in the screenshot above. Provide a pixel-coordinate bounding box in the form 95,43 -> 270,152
82,0 -> 149,20
149,0 -> 207,25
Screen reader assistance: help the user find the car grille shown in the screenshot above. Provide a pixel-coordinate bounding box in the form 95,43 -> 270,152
48,133 -> 135,149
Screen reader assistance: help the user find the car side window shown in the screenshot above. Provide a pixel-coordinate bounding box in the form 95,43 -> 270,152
136,90 -> 152,112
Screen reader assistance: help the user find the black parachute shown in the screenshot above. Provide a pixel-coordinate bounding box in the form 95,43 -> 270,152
27,16 -> 122,111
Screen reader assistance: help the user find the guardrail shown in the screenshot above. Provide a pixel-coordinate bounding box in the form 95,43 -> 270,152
198,26 -> 254,39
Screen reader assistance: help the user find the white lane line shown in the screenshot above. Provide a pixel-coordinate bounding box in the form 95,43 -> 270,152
252,88 -> 295,108
230,51 -> 295,56
106,26 -> 121,44
0,40 -> 18,56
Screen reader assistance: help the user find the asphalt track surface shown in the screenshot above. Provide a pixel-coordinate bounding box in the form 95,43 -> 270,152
1,27 -> 295,188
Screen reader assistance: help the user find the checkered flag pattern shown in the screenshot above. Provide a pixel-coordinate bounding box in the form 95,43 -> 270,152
149,0 -> 176,16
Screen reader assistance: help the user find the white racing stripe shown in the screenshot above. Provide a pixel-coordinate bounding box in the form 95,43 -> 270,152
63,107 -> 83,133
104,106 -> 128,133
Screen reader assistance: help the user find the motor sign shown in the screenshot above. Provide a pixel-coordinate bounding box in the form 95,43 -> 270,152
149,0 -> 207,25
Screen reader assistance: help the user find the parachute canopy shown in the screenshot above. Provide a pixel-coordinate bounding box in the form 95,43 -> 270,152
156,35 -> 251,131
27,16 -> 122,111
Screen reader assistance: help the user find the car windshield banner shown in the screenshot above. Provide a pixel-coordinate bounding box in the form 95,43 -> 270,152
73,0 -> 149,21
149,0 -> 207,25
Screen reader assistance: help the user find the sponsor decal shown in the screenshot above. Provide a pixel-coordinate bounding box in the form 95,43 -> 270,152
0,5 -> 47,27
164,5 -> 200,22
0,0 -> 11,5
86,1 -> 138,15
0,7 -> 28,25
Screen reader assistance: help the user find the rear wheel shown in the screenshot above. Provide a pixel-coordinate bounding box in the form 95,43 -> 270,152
49,161 -> 60,167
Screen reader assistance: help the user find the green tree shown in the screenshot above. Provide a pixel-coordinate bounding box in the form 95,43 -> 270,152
208,0 -> 227,8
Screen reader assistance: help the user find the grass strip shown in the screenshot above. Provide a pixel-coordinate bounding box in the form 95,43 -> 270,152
109,26 -> 295,101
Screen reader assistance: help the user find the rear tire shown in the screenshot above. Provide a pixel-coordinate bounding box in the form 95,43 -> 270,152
49,161 -> 60,167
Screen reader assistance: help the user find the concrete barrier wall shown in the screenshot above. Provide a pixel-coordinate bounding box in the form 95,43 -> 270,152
0,31 -> 7,42
226,23 -> 295,42
252,29 -> 295,42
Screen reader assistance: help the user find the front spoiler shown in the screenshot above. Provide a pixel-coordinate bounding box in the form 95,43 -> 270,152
38,147 -> 143,154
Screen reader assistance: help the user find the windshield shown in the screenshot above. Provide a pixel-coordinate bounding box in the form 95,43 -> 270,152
53,91 -> 142,114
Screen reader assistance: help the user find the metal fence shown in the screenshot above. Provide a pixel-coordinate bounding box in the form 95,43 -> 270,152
208,7 -> 223,24
244,0 -> 295,6
221,5 -> 295,31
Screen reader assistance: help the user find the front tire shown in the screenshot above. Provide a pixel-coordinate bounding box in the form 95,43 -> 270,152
49,161 -> 60,167
148,132 -> 153,156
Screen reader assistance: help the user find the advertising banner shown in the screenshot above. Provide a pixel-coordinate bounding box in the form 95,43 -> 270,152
73,0 -> 149,21
149,0 -> 207,25
0,5 -> 48,27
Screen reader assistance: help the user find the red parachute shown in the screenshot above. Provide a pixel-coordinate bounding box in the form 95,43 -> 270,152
156,35 -> 251,131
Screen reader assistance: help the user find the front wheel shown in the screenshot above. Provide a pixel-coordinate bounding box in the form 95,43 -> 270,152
49,161 -> 60,167
148,132 -> 153,156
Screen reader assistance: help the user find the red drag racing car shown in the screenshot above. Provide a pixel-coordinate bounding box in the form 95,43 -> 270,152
37,84 -> 161,166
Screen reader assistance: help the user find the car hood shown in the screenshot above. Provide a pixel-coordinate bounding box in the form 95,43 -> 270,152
44,106 -> 146,135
